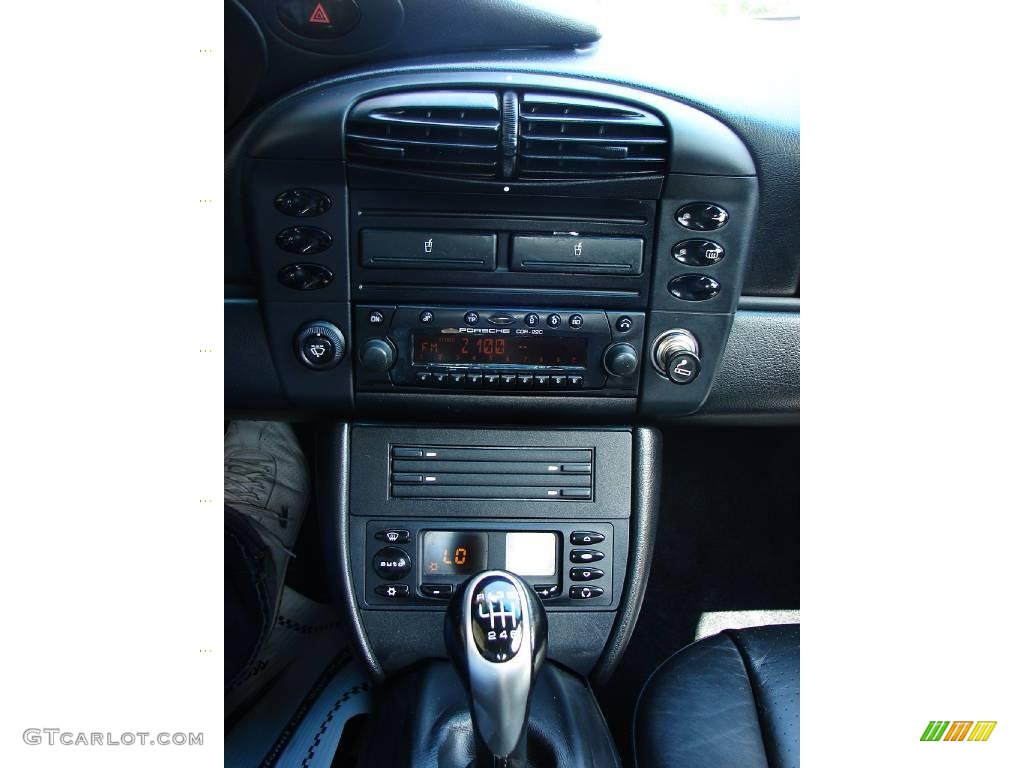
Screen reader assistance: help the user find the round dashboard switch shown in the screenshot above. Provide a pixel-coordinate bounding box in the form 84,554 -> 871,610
419,310 -> 434,324
274,188 -> 332,217
372,546 -> 411,580
672,240 -> 725,266
668,274 -> 722,302
464,311 -> 480,325
547,313 -> 562,328
675,202 -> 729,231
524,313 -> 540,327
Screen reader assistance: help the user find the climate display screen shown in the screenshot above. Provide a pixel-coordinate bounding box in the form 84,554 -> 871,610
422,531 -> 488,577
412,332 -> 587,367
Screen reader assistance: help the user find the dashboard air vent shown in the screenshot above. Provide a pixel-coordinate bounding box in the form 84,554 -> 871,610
346,91 -> 501,179
518,92 -> 669,179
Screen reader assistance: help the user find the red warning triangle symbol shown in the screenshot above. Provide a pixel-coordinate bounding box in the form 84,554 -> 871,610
308,3 -> 331,24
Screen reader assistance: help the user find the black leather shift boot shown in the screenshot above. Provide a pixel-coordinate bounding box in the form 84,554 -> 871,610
355,660 -> 620,768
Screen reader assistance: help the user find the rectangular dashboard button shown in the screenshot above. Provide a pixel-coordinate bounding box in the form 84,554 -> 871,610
362,230 -> 497,271
511,235 -> 643,275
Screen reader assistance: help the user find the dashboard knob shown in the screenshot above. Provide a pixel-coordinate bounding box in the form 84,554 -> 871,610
359,338 -> 397,372
651,330 -> 701,385
294,321 -> 345,370
603,343 -> 639,377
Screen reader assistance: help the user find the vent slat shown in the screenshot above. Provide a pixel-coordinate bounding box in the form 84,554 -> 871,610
520,153 -> 664,164
346,90 -> 501,179
347,132 -> 499,150
520,113 -> 663,127
518,92 -> 668,180
365,113 -> 500,131
522,134 -> 668,146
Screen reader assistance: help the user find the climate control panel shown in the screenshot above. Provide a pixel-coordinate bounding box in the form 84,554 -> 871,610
363,520 -> 615,609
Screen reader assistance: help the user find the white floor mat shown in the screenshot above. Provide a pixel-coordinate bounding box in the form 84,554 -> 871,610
226,588 -> 371,767
695,609 -> 800,641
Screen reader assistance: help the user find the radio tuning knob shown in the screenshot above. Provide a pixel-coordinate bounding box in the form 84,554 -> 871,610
652,330 -> 701,385
359,338 -> 397,372
603,343 -> 639,377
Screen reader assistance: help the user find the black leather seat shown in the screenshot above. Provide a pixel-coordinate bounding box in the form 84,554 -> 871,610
634,624 -> 799,768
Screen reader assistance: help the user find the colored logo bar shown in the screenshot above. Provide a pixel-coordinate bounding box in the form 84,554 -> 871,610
921,721 -> 997,742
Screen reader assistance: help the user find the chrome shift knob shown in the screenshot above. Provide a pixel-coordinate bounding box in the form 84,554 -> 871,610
445,570 -> 548,764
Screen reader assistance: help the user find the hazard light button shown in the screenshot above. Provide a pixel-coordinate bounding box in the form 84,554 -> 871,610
277,0 -> 361,39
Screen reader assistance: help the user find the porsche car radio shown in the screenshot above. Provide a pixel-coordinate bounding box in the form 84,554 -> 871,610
353,306 -> 646,395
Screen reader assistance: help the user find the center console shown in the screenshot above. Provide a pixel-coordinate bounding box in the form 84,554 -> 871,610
234,63 -> 756,766
327,425 -> 649,678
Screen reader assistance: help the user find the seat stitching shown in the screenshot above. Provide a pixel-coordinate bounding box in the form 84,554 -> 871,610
725,629 -> 775,768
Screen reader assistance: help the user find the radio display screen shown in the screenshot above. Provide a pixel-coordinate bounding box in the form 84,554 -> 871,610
422,531 -> 488,577
412,332 -> 587,367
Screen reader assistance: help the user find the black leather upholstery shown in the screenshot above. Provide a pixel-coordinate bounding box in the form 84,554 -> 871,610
634,625 -> 799,768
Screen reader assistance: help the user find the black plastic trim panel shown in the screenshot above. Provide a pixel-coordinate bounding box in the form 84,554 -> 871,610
592,426 -> 660,685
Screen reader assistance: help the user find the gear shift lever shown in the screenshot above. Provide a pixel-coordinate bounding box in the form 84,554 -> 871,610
445,570 -> 548,767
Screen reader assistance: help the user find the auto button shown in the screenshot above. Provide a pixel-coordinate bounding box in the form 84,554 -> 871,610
372,546 -> 411,580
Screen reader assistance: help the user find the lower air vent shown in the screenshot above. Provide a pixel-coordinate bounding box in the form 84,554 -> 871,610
518,92 -> 669,180
390,445 -> 594,500
346,91 -> 501,179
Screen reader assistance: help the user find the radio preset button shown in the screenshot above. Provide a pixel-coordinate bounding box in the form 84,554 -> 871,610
551,375 -> 567,387
432,373 -> 448,385
517,374 -> 535,387
415,372 -> 432,384
484,373 -> 501,387
569,314 -> 584,328
524,313 -> 540,327
372,546 -> 412,580
500,373 -> 517,387
534,375 -> 550,387
568,375 -> 584,388
467,373 -> 484,387
449,373 -> 466,385
547,313 -> 562,328
464,311 -> 480,325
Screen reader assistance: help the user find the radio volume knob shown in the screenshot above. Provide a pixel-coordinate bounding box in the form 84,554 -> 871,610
359,338 -> 397,372
652,330 -> 701,385
603,343 -> 639,377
